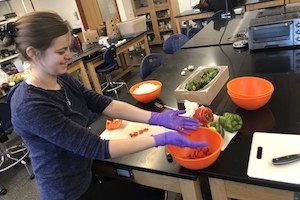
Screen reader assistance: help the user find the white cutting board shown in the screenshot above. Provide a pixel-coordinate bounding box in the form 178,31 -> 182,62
100,120 -> 234,150
100,120 -> 168,140
247,132 -> 300,185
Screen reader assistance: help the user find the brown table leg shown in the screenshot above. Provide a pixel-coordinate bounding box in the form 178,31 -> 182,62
176,18 -> 182,34
86,62 -> 103,94
67,60 -> 92,90
123,50 -> 131,67
78,60 -> 92,89
179,178 -> 203,200
143,34 -> 151,55
118,52 -> 127,70
209,178 -> 294,200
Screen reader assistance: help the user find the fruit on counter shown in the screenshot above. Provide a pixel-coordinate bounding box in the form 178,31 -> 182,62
106,119 -> 122,130
185,68 -> 219,91
219,112 -> 243,133
193,106 -> 214,125
187,147 -> 210,159
10,73 -> 24,84
207,122 -> 225,138
9,82 -> 15,87
129,128 -> 149,138
187,65 -> 195,71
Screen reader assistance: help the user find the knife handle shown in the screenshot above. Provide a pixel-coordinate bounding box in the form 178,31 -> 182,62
165,147 -> 173,163
272,154 -> 300,165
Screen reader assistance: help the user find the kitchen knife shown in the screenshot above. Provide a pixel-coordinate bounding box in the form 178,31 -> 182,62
165,146 -> 173,163
272,154 -> 300,165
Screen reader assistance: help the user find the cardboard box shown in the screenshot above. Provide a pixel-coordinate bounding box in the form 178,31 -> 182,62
174,66 -> 229,105
97,25 -> 107,36
83,29 -> 99,43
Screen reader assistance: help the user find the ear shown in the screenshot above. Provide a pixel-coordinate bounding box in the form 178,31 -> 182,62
26,46 -> 41,61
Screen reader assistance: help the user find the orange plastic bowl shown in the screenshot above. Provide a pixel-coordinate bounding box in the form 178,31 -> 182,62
129,80 -> 162,103
227,76 -> 274,98
167,127 -> 222,170
228,90 -> 272,110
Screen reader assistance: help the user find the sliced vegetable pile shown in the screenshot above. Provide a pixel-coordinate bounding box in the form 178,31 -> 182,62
187,147 -> 210,159
185,68 -> 219,91
129,128 -> 149,138
192,106 -> 243,138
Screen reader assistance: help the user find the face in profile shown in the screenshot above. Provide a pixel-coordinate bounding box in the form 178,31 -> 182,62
38,33 -> 73,75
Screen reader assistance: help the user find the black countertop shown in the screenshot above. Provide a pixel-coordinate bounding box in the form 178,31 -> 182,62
175,9 -> 210,18
243,0 -> 276,5
92,44 -> 300,191
68,31 -> 147,64
182,10 -> 258,49
92,45 -> 248,180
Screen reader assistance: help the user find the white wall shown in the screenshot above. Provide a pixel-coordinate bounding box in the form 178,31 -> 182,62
116,0 -> 134,21
30,0 -> 83,29
177,0 -> 200,12
2,0 -> 84,29
0,1 -> 13,16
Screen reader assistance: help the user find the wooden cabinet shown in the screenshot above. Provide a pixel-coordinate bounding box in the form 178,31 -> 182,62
76,0 -> 104,30
131,0 -> 179,45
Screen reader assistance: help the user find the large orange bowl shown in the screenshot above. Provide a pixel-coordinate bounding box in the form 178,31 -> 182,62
228,90 -> 272,110
129,80 -> 162,103
167,127 -> 222,170
227,76 -> 274,98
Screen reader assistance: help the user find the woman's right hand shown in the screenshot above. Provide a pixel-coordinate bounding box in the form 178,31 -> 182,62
153,131 -> 208,148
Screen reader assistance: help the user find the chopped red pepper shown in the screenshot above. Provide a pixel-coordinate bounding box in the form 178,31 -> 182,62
187,147 -> 210,159
129,128 -> 149,138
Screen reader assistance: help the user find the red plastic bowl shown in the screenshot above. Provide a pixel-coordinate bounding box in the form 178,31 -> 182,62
167,127 -> 222,170
129,80 -> 162,103
227,76 -> 274,98
228,90 -> 272,110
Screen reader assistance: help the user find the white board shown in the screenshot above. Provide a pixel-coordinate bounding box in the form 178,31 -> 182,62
100,120 -> 167,140
247,132 -> 300,185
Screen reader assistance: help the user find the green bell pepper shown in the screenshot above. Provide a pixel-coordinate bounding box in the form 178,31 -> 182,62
208,122 -> 225,138
219,112 -> 243,133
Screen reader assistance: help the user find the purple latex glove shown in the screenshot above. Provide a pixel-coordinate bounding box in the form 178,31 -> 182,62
153,131 -> 208,148
149,110 -> 200,135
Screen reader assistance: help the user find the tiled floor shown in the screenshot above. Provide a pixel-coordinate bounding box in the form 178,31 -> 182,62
0,45 -> 185,200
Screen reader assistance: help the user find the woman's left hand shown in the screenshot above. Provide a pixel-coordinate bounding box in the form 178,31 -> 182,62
149,110 -> 200,135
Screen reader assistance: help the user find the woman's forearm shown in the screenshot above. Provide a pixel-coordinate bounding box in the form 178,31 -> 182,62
108,136 -> 156,158
103,100 -> 152,123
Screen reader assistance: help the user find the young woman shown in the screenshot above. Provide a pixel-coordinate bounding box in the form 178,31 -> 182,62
3,12 -> 207,200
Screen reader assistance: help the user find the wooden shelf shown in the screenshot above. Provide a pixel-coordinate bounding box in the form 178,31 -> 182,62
157,16 -> 170,20
0,54 -> 20,64
132,0 -> 180,46
136,7 -> 151,15
154,2 -> 169,11
159,28 -> 173,32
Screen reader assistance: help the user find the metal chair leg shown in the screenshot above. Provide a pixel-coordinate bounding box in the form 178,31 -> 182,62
21,160 -> 35,180
0,186 -> 7,195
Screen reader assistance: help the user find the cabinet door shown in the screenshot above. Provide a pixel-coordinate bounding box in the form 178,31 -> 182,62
77,0 -> 104,30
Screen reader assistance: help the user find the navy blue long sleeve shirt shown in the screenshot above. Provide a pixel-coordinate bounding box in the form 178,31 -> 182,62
11,74 -> 112,200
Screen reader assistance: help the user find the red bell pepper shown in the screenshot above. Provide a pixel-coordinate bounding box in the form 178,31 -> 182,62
193,107 -> 214,125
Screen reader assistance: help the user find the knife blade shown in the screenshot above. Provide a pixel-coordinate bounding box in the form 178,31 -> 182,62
272,154 -> 300,165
